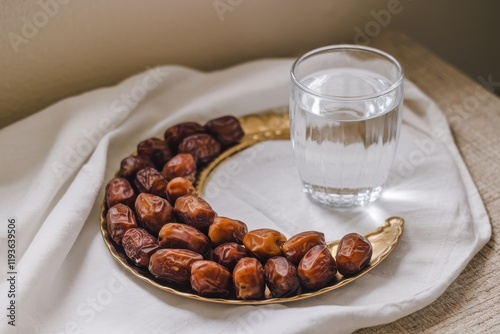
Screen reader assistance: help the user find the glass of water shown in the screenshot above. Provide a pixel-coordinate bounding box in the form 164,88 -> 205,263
290,45 -> 404,207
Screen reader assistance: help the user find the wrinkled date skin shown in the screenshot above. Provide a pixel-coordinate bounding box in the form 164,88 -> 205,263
190,260 -> 232,298
213,242 -> 248,271
178,134 -> 221,164
164,122 -> 206,151
122,228 -> 159,267
134,167 -> 168,198
106,203 -> 138,244
119,155 -> 153,180
162,153 -> 197,183
105,177 -> 135,208
233,257 -> 265,300
204,115 -> 244,146
148,248 -> 202,285
243,228 -> 287,263
208,217 -> 248,246
137,137 -> 173,170
158,223 -> 210,256
174,195 -> 216,234
166,177 -> 196,204
135,193 -> 174,236
336,233 -> 372,277
281,231 -> 326,265
298,245 -> 337,291
264,256 -> 301,298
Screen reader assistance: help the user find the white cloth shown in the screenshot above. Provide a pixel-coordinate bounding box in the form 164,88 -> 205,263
0,60 -> 491,334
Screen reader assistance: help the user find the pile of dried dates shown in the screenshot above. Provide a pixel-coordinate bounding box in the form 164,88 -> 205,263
104,115 -> 373,300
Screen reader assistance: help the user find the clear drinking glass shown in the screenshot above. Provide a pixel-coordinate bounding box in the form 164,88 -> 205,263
290,45 -> 404,207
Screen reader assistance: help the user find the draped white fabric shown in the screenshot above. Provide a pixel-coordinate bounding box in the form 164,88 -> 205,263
0,60 -> 490,334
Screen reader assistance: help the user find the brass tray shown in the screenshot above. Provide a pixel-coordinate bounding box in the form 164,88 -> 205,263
100,109 -> 404,305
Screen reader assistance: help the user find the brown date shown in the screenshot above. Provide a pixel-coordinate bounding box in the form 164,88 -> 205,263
161,153 -> 197,183
174,195 -> 216,234
166,177 -> 196,204
281,231 -> 326,265
208,217 -> 248,246
205,115 -> 244,146
336,233 -> 372,277
148,248 -> 202,285
105,177 -> 135,208
137,137 -> 173,170
164,122 -> 206,151
264,256 -> 301,298
213,242 -> 248,271
178,133 -> 221,164
122,228 -> 159,267
134,166 -> 168,198
242,228 -> 287,263
106,203 -> 138,244
297,244 -> 337,290
233,257 -> 265,300
134,193 -> 174,236
119,155 -> 153,180
190,260 -> 232,298
158,223 -> 210,256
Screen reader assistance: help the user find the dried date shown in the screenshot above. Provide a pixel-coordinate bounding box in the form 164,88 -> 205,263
281,231 -> 326,265
208,217 -> 248,246
205,115 -> 244,146
161,153 -> 197,183
137,137 -> 173,170
119,155 -> 153,180
174,195 -> 216,234
148,248 -> 202,285
135,193 -> 174,236
134,166 -> 168,198
105,177 -> 135,208
106,203 -> 138,244
335,233 -> 372,277
122,228 -> 159,267
264,256 -> 301,298
178,133 -> 221,164
233,257 -> 265,300
190,260 -> 232,298
213,242 -> 248,271
297,244 -> 337,290
164,122 -> 206,151
242,228 -> 287,263
158,223 -> 210,256
165,177 -> 196,204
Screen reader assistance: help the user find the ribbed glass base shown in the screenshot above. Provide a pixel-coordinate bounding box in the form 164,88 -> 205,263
303,184 -> 383,208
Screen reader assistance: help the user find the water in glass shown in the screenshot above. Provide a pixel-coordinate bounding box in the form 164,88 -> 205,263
290,67 -> 402,207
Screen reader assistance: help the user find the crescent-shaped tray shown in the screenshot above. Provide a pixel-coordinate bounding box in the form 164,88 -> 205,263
100,109 -> 404,304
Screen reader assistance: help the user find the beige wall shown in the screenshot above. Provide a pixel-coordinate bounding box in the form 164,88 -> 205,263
0,0 -> 388,127
0,0 -> 497,128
